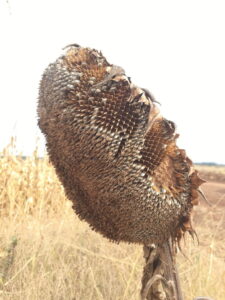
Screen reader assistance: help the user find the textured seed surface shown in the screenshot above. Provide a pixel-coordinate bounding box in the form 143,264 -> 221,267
38,46 -> 204,246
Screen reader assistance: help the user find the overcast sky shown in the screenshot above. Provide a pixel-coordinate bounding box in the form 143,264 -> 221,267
0,0 -> 224,164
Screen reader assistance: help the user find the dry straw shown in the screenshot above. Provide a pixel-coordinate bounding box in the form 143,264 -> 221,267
0,140 -> 224,299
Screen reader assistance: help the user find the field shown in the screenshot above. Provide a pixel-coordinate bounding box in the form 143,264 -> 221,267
0,141 -> 225,300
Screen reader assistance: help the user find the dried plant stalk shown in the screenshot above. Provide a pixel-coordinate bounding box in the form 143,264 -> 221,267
141,239 -> 183,300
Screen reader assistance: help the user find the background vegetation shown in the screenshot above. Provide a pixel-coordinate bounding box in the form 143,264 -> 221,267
0,139 -> 224,299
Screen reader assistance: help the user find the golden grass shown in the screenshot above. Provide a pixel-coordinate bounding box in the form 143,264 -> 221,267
0,139 -> 224,299
196,164 -> 225,183
196,164 -> 225,174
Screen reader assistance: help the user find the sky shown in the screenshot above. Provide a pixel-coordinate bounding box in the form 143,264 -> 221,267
0,0 -> 224,164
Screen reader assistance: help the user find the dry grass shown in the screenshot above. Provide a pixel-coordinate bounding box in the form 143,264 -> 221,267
196,164 -> 225,183
196,164 -> 225,174
0,139 -> 224,300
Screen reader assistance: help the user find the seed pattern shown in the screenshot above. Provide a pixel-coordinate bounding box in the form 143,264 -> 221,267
38,45 -> 204,246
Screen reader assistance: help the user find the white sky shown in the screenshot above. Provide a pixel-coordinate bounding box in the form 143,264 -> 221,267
0,0 -> 224,164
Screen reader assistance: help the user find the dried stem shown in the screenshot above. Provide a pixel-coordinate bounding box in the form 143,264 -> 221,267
141,239 -> 184,300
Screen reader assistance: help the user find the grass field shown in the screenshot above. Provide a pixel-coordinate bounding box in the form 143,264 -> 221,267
0,141 -> 224,300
